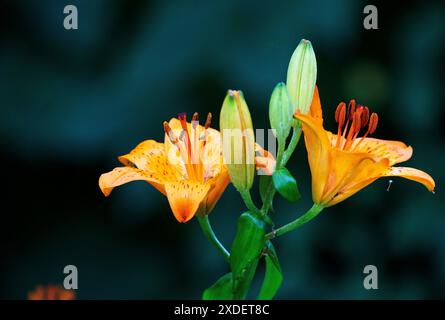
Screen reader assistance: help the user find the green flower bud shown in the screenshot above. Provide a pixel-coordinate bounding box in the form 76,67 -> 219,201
269,82 -> 293,145
220,90 -> 255,191
286,39 -> 317,114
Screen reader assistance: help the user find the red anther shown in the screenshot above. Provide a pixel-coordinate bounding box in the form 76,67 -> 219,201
361,107 -> 370,127
192,112 -> 199,129
178,112 -> 188,130
338,106 -> 346,129
353,109 -> 362,132
335,102 -> 346,123
368,113 -> 378,134
163,121 -> 171,134
177,112 -> 191,157
163,121 -> 178,143
347,99 -> 356,120
204,113 -> 212,129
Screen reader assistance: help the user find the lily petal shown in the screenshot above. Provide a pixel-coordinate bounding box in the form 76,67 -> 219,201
326,158 -> 389,206
320,148 -> 384,205
384,166 -> 435,192
296,112 -> 331,203
99,167 -> 165,196
352,137 -> 413,166
164,180 -> 211,223
118,140 -> 180,183
203,169 -> 230,213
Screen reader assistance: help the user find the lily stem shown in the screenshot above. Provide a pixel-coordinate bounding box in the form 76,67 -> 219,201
265,203 -> 324,240
260,126 -> 302,215
240,189 -> 260,215
197,215 -> 230,262
240,189 -> 272,224
281,124 -> 302,166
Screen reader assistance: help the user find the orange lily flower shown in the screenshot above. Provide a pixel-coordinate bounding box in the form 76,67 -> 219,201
28,284 -> 75,300
295,86 -> 435,207
99,113 -> 230,223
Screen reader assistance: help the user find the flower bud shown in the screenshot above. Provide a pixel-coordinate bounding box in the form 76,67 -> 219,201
220,90 -> 255,191
269,82 -> 293,144
286,39 -> 317,114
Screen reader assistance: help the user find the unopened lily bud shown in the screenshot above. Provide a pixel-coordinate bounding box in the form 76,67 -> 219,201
220,90 -> 255,191
286,39 -> 317,114
269,82 -> 293,144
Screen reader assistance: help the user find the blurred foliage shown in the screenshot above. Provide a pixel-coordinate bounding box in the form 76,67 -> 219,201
0,0 -> 444,299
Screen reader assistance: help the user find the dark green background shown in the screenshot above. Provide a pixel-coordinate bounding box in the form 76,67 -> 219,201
1,0 -> 444,299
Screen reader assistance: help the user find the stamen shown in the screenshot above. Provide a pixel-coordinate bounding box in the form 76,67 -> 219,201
347,99 -> 356,120
353,112 -> 379,150
361,106 -> 370,127
178,113 -> 192,159
351,107 -> 364,143
343,108 -> 362,151
335,103 -> 346,147
191,112 -> 199,164
204,113 -> 212,129
163,121 -> 178,144
201,112 -> 213,146
335,102 -> 346,123
340,99 -> 356,141
192,112 -> 199,129
368,113 -> 378,134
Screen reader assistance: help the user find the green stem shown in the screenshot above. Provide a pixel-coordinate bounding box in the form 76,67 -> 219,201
260,126 -> 302,215
265,203 -> 324,240
197,215 -> 230,262
274,138 -> 286,170
240,189 -> 260,215
281,125 -> 302,167
240,189 -> 272,224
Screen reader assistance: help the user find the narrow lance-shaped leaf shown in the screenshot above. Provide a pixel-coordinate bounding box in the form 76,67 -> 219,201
258,242 -> 283,300
203,273 -> 234,300
230,212 -> 265,299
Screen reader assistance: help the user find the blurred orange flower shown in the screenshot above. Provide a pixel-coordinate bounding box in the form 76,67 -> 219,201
28,285 -> 75,300
295,86 -> 435,207
99,113 -> 229,223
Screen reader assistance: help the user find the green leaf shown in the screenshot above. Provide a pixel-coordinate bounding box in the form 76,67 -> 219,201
258,242 -> 283,300
272,168 -> 301,202
203,273 -> 233,300
230,212 -> 266,299
269,82 -> 293,145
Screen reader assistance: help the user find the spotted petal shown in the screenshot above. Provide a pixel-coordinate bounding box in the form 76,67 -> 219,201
383,166 -> 435,192
164,180 -> 211,223
99,167 -> 165,196
118,139 -> 180,183
352,137 -> 413,166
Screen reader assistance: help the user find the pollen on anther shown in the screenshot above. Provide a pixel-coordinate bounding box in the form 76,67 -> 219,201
205,113 -> 212,129
368,113 -> 378,134
352,110 -> 362,133
335,102 -> 346,123
192,112 -> 199,127
361,107 -> 370,127
347,99 -> 356,120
